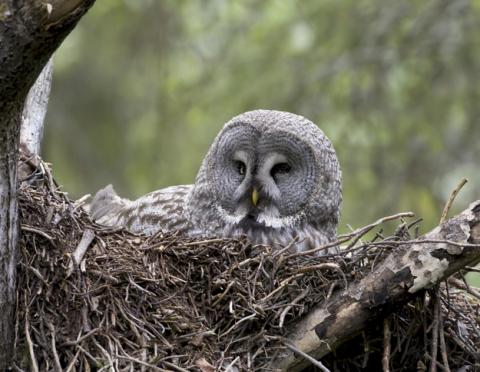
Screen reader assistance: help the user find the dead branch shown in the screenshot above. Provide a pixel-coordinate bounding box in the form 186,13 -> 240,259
20,58 -> 54,157
273,200 -> 480,371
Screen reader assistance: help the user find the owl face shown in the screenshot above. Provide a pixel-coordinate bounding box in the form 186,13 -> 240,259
210,122 -> 318,231
190,110 -> 342,246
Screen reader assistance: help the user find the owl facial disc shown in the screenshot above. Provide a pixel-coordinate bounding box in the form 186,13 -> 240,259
211,126 -> 315,231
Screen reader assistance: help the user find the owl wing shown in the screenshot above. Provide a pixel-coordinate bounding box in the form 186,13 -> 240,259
89,184 -> 193,236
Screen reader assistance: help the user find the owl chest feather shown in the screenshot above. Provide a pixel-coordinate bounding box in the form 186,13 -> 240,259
186,186 -> 335,251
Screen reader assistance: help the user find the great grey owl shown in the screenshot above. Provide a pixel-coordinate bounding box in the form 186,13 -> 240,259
90,110 -> 342,251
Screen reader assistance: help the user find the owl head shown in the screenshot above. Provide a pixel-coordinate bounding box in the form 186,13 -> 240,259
188,110 -> 342,249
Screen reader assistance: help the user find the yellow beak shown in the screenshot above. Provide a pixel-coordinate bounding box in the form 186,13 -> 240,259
252,188 -> 259,207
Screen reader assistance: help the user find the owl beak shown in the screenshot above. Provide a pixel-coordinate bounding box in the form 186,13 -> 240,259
251,188 -> 259,207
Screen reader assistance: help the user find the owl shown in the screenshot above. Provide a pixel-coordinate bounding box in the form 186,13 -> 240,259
90,110 -> 342,252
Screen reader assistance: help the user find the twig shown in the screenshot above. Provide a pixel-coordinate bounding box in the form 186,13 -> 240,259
66,228 -> 96,277
261,274 -> 304,302
47,322 -> 62,372
182,239 -> 227,246
273,238 -> 300,257
115,355 -> 167,371
64,350 -> 80,372
212,280 -> 237,307
73,193 -> 91,210
24,264 -> 47,284
362,331 -> 370,368
464,266 -> 480,273
339,211 -> 415,239
128,276 -> 156,296
429,290 -> 440,372
220,313 -> 256,338
293,263 -> 348,290
424,354 -> 448,371
61,328 -> 102,346
445,330 -> 480,360
447,277 -> 480,301
224,356 -> 240,371
287,239 -> 345,258
284,342 -> 331,372
92,338 -> 114,369
21,224 -> 54,241
440,177 -> 468,224
278,287 -> 310,328
289,211 -> 414,258
250,254 -> 264,299
326,281 -> 338,300
382,317 -> 391,372
72,229 -> 95,265
161,360 -> 190,372
76,344 -> 101,367
293,262 -> 340,274
438,307 -> 451,372
24,298 -> 39,372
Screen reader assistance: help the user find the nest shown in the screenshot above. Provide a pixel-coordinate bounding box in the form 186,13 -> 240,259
13,162 -> 480,371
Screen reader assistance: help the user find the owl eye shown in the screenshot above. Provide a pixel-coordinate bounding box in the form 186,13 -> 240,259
270,162 -> 291,179
235,160 -> 246,176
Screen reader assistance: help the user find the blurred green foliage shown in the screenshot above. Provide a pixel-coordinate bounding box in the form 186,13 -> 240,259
45,0 -> 480,234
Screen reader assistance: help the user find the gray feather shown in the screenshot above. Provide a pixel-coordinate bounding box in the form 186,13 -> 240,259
90,184 -> 130,225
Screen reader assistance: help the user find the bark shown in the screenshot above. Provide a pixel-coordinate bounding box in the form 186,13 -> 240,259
20,58 -> 54,157
273,201 -> 480,371
0,1 -> 95,369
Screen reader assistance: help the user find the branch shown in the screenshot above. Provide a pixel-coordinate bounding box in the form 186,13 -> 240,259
20,58 -> 54,157
273,201 -> 480,371
0,1 -> 96,369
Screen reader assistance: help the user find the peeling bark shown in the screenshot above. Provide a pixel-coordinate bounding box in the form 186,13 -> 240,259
273,201 -> 480,371
0,1 -> 95,369
20,58 -> 54,157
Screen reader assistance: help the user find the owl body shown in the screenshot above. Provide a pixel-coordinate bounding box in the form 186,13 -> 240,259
90,110 -> 342,252
92,185 -> 192,235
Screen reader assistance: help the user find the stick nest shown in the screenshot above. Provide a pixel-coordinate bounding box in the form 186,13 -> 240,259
13,163 -> 480,371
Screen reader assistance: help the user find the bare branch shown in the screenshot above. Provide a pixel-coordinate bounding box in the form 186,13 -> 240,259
20,58 -> 54,156
273,201 -> 480,371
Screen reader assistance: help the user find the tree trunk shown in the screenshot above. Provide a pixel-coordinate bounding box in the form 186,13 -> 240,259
0,1 -> 95,369
273,201 -> 480,371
